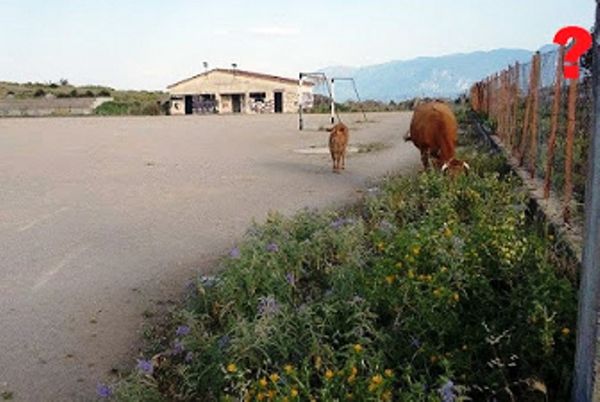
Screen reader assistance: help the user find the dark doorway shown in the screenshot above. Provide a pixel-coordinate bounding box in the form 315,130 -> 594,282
274,92 -> 283,113
184,95 -> 193,115
232,94 -> 242,113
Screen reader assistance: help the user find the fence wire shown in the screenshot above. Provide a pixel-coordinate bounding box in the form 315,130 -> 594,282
470,46 -> 593,226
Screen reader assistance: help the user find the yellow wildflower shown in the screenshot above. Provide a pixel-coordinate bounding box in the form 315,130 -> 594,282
433,288 -> 442,298
270,373 -> 280,383
384,369 -> 394,378
395,261 -> 403,269
562,327 -> 571,336
353,344 -> 363,353
268,390 -> 276,399
382,390 -> 393,401
314,355 -> 322,369
385,275 -> 395,285
350,366 -> 358,376
368,383 -> 377,392
290,388 -> 299,397
325,369 -> 335,380
407,270 -> 415,279
430,355 -> 438,363
226,363 -> 237,373
259,377 -> 268,388
346,393 -> 354,400
257,392 -> 266,401
377,242 -> 385,251
284,364 -> 294,374
371,374 -> 383,385
440,266 -> 448,273
444,227 -> 453,238
347,374 -> 356,384
452,292 -> 460,302
412,245 -> 421,256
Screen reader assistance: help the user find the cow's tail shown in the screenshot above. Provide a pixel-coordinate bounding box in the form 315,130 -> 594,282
403,129 -> 411,142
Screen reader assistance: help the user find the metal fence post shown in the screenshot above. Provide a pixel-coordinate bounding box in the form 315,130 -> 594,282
573,3 -> 600,400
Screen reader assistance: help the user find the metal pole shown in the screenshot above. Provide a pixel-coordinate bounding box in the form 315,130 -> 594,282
330,78 -> 336,125
573,4 -> 600,400
298,73 -> 304,131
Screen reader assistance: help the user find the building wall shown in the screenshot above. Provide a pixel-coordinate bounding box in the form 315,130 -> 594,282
0,97 -> 113,117
168,70 -> 312,114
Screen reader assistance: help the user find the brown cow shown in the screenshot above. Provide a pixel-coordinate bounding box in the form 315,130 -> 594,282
404,101 -> 469,175
329,122 -> 349,173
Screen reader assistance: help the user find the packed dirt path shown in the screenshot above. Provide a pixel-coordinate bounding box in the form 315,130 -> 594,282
0,112 -> 419,401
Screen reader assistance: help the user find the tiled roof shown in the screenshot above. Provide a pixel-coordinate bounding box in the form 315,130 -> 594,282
167,69 -> 313,89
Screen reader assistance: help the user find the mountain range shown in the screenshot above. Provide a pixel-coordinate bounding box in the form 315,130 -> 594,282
317,47 -> 551,102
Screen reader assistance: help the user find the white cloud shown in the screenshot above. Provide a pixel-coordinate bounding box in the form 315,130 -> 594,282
248,26 -> 300,37
213,29 -> 231,36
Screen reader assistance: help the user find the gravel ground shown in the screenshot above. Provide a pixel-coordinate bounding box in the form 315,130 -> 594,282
0,112 -> 419,401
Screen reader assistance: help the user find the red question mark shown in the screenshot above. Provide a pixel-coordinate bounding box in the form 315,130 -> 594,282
553,26 -> 593,80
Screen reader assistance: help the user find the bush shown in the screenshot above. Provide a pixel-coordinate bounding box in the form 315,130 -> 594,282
109,151 -> 576,401
94,101 -> 130,116
33,89 -> 46,97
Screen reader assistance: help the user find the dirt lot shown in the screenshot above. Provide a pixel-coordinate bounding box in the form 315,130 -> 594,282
0,112 -> 419,401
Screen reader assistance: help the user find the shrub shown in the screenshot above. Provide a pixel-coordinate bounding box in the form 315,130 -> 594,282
94,101 -> 129,116
111,151 -> 576,401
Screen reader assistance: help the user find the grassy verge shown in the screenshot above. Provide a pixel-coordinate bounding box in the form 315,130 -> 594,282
102,129 -> 577,401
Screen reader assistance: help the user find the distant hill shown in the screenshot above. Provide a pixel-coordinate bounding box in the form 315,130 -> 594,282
318,48 -> 536,102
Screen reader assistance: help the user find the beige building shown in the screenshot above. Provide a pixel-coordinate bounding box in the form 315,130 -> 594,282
167,69 -> 313,115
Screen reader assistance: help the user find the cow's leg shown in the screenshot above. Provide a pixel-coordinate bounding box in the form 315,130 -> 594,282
420,150 -> 430,170
341,152 -> 346,169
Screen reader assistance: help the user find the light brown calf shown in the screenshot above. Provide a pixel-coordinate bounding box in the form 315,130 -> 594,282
329,122 -> 349,173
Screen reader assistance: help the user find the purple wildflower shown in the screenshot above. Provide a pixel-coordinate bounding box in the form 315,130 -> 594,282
330,218 -> 345,229
285,272 -> 296,286
184,351 -> 194,363
258,295 -> 280,317
266,242 -> 279,253
379,220 -> 394,232
96,383 -> 112,398
175,325 -> 190,337
330,217 -> 354,230
439,380 -> 456,402
199,275 -> 218,288
218,335 -> 231,350
172,340 -> 185,355
410,336 -> 421,349
229,247 -> 241,259
136,358 -> 154,375
352,295 -> 365,304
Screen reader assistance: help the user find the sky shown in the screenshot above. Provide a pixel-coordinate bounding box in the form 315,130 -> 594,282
0,0 -> 595,90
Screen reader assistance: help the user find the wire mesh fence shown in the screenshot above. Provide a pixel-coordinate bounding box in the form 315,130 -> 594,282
470,46 -> 593,227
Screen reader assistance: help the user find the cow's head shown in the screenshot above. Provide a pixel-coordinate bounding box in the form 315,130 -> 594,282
441,159 -> 470,177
